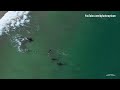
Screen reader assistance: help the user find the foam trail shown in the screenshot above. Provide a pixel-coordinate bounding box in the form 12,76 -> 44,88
0,11 -> 30,36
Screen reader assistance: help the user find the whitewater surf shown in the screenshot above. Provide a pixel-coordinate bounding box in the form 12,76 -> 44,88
0,11 -> 32,53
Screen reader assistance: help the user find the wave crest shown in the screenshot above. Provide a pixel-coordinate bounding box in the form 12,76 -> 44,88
0,11 -> 30,36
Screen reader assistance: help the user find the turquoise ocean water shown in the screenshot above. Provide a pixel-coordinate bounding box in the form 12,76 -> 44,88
0,11 -> 120,79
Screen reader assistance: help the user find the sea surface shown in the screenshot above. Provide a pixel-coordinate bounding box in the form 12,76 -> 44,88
0,11 -> 120,79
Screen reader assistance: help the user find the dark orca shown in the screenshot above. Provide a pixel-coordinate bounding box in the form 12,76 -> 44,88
48,49 -> 52,54
57,62 -> 64,66
51,58 -> 58,61
27,37 -> 33,42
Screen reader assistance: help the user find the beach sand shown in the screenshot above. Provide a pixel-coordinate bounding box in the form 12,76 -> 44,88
0,11 -> 7,19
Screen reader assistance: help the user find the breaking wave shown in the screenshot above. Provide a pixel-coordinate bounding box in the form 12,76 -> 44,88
0,11 -> 30,36
0,11 -> 31,53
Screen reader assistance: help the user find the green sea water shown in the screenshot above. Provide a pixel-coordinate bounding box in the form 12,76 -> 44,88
0,11 -> 120,79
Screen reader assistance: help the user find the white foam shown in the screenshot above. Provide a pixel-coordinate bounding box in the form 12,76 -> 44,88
0,11 -> 30,36
11,34 -> 29,53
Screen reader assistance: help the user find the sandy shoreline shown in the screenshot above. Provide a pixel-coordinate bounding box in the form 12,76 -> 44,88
0,11 -> 7,19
